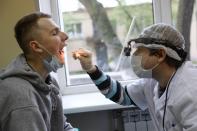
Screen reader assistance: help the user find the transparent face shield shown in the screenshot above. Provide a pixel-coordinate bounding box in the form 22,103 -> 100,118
128,38 -> 187,62
115,41 -> 155,79
114,17 -> 141,80
115,38 -> 187,79
115,41 -> 140,79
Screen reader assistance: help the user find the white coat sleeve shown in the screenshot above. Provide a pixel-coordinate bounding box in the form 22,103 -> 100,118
126,78 -> 152,110
87,66 -> 153,110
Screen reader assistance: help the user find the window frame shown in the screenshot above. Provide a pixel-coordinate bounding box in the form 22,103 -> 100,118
36,0 -> 173,95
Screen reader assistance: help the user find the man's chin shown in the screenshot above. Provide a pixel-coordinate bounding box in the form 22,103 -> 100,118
61,61 -> 65,65
57,52 -> 65,64
59,59 -> 65,65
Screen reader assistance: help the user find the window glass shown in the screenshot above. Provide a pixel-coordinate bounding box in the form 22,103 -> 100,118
64,23 -> 82,38
171,0 -> 197,61
59,0 -> 154,86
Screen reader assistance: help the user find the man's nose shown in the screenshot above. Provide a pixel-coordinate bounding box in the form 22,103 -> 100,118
61,31 -> 69,42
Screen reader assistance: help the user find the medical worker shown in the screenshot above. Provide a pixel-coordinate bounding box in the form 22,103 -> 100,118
73,23 -> 197,131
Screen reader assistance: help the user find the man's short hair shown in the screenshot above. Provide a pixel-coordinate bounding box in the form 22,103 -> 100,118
149,48 -> 183,69
14,12 -> 51,54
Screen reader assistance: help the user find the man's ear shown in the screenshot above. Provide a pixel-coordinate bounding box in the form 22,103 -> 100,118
157,48 -> 166,62
29,41 -> 43,53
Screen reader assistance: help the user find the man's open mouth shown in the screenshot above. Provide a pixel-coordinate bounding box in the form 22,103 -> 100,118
59,49 -> 64,55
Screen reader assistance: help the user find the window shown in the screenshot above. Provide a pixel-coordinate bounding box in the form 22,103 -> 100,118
64,23 -> 82,39
38,0 -> 195,94
171,0 -> 197,61
58,0 -> 154,92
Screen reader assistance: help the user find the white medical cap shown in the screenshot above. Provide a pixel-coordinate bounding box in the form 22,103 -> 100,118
139,23 -> 185,49
128,23 -> 187,61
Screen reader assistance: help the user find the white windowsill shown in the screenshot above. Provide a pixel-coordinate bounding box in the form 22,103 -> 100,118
62,92 -> 133,114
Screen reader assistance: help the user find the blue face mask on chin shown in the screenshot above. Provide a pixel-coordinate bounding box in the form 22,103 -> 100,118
43,56 -> 63,72
38,43 -> 64,72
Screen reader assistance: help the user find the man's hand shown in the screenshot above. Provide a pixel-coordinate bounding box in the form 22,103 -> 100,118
72,48 -> 96,73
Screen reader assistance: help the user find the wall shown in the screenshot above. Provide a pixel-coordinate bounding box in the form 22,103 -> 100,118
66,108 -> 155,131
0,0 -> 37,68
66,110 -> 124,131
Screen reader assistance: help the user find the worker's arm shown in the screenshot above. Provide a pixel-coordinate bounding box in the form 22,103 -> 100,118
72,48 -> 148,108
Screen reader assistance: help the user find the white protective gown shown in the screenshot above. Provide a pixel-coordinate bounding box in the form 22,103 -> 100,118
126,61 -> 197,131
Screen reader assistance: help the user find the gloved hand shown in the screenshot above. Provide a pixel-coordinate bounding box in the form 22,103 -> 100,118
72,48 -> 96,73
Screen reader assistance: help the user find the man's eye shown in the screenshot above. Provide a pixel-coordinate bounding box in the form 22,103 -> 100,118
52,31 -> 58,35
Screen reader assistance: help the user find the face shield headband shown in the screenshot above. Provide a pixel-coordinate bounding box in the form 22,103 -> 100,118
124,38 -> 187,62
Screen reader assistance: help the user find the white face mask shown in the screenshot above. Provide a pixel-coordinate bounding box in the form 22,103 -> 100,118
131,55 -> 159,78
38,43 -> 63,72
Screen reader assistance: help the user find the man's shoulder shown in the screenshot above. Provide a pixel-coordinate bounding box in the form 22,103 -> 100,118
0,77 -> 38,104
0,77 -> 33,91
0,77 -> 39,117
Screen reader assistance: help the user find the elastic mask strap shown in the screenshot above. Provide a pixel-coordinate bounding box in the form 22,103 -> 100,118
146,61 -> 160,71
138,55 -> 160,71
37,43 -> 54,57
